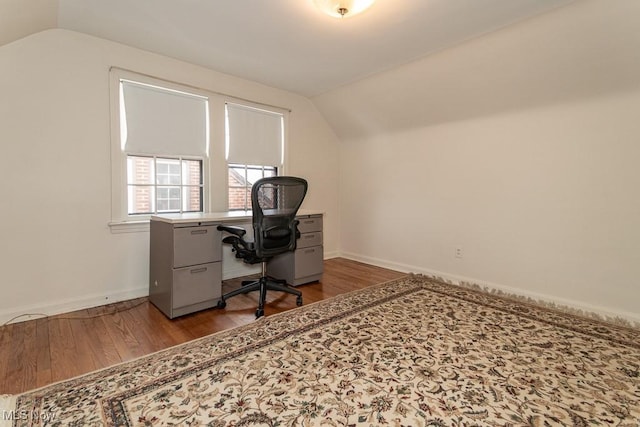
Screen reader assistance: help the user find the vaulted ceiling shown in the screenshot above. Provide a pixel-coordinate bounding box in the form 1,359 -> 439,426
2,0 -> 575,97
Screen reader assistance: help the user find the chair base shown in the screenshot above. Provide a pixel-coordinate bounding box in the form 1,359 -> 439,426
217,268 -> 302,318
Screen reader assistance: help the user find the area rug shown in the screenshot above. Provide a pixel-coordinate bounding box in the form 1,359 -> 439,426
5,275 -> 640,426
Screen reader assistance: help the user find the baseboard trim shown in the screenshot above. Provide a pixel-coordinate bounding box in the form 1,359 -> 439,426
324,250 -> 340,259
2,252 -> 340,323
6,254 -> 634,328
0,286 -> 149,325
340,252 -> 640,328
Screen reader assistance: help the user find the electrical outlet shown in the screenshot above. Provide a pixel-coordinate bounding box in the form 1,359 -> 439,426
455,247 -> 463,258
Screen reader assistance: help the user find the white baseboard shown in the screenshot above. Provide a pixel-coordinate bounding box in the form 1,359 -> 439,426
324,250 -> 340,259
340,251 -> 640,327
7,253 -> 634,327
0,251 -> 344,325
0,286 -> 149,325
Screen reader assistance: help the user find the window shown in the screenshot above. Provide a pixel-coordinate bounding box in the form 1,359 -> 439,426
225,102 -> 285,210
109,69 -> 291,229
127,156 -> 203,214
228,164 -> 277,210
110,69 -> 210,224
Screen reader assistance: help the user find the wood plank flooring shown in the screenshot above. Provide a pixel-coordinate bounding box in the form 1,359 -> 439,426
0,258 -> 404,395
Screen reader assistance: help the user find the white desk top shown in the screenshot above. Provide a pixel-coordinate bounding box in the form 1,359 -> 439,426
151,209 -> 322,225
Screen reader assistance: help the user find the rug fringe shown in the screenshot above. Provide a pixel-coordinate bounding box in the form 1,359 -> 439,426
411,273 -> 640,330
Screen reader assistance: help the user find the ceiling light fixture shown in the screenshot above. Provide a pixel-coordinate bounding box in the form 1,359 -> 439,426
313,0 -> 375,18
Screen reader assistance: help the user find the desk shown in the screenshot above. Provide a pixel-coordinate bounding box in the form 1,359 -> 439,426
149,210 -> 323,319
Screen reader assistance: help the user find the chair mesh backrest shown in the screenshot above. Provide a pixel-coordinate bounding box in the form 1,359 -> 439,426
252,176 -> 308,258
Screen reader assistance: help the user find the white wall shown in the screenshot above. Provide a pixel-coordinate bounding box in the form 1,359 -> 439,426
0,29 -> 340,323
313,0 -> 640,323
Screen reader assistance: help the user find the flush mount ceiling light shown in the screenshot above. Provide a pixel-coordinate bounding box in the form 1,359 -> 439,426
313,0 -> 375,18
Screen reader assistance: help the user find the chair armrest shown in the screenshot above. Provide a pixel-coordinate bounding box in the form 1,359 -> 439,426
294,219 -> 300,239
217,224 -> 247,237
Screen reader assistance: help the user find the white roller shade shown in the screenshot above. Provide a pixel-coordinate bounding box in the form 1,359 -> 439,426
226,103 -> 283,166
122,80 -> 208,157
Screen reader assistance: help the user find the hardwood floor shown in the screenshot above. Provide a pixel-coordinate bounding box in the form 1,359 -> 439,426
0,258 -> 404,395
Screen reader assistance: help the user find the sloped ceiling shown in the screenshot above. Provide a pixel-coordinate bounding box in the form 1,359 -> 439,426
2,0 -> 575,97
313,0 -> 640,139
0,0 -> 58,47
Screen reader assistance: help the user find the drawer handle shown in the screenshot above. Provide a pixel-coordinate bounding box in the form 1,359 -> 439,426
190,267 -> 208,274
304,249 -> 315,254
191,229 -> 208,235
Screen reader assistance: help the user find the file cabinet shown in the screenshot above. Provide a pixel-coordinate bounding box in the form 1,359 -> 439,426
267,214 -> 324,286
149,220 -> 222,318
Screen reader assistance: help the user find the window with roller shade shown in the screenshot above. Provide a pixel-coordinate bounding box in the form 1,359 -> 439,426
118,79 -> 209,216
225,103 -> 284,210
109,69 -> 291,229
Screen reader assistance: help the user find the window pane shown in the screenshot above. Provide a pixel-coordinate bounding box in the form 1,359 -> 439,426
183,186 -> 202,212
156,158 -> 181,185
228,166 -> 246,188
264,168 -> 277,178
246,167 -> 264,186
157,186 -> 180,213
169,187 -> 180,198
156,162 -> 168,174
128,185 -> 155,214
127,156 -> 154,184
183,160 -> 202,185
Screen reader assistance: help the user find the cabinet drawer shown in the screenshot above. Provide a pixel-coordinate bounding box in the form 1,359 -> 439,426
297,216 -> 322,233
297,231 -> 322,249
295,246 -> 324,277
173,225 -> 221,268
173,262 -> 221,308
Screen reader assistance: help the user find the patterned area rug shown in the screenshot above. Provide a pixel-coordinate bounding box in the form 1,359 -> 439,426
6,275 -> 640,426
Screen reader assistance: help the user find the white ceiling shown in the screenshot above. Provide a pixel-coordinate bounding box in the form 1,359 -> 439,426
56,0 -> 575,97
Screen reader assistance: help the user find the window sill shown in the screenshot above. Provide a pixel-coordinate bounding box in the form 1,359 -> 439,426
108,220 -> 150,234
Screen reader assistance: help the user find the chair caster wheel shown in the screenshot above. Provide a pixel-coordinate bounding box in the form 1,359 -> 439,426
296,296 -> 303,306
255,309 -> 264,318
217,299 -> 226,309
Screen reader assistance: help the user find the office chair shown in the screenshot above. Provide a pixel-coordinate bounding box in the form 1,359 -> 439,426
217,176 -> 308,318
